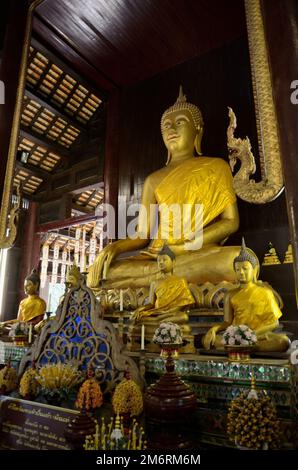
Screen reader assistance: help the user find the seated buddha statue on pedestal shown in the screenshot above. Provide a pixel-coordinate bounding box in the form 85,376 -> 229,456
202,239 -> 290,353
1,269 -> 46,326
87,87 -> 242,290
131,245 -> 194,333
128,246 -> 195,352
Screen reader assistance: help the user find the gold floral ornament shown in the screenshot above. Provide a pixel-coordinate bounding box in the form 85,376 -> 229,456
36,363 -> 83,403
0,360 -> 18,393
227,377 -> 280,449
112,372 -> 143,417
19,363 -> 39,398
75,366 -> 103,411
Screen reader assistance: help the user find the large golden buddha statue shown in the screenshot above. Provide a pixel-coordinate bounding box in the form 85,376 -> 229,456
87,87 -> 240,290
1,269 -> 46,326
202,240 -> 290,353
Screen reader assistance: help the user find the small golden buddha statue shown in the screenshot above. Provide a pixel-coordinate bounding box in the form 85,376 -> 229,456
87,86 -> 241,290
262,242 -> 281,266
2,269 -> 46,326
202,240 -> 290,353
131,246 -> 194,333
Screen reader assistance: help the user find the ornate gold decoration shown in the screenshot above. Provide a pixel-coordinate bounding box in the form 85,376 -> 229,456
0,183 -> 22,249
283,244 -> 293,264
227,0 -> 284,204
19,279 -> 143,392
262,242 -> 281,266
0,0 -> 44,248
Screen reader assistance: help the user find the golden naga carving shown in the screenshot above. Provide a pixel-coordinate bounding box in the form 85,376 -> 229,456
0,184 -> 22,249
227,0 -> 284,204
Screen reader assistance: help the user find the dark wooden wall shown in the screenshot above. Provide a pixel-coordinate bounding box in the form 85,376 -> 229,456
117,36 -> 296,325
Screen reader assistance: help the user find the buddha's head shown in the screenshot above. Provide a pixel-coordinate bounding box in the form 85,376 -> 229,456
233,239 -> 259,285
157,245 -> 176,273
161,86 -> 204,163
66,263 -> 81,288
24,269 -> 40,296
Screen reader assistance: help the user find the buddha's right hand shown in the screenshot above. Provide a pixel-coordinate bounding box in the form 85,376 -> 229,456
131,305 -> 152,323
87,242 -> 120,286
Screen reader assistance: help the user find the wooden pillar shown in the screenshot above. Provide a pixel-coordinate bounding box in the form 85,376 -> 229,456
0,0 -> 30,202
103,89 -> 120,241
18,202 -> 41,301
262,0 -> 298,299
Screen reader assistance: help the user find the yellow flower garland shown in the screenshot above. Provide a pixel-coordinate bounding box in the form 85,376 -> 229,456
19,367 -> 39,398
0,364 -> 18,392
112,378 -> 143,417
75,377 -> 103,410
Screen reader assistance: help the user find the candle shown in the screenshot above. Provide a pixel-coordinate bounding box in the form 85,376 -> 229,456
119,289 -> 123,312
141,324 -> 145,350
28,324 -> 32,344
102,260 -> 108,280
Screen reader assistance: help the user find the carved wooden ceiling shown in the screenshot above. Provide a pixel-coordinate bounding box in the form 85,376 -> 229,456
15,40 -> 103,209
34,0 -> 246,89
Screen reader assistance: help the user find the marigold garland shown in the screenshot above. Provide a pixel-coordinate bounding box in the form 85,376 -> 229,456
227,392 -> 281,449
112,378 -> 143,417
19,367 -> 39,398
0,363 -> 18,392
75,377 -> 103,410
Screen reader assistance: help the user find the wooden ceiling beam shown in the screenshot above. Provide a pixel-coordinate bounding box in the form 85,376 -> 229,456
31,35 -> 110,99
71,181 -> 104,195
25,87 -> 87,133
34,157 -> 103,202
71,202 -> 93,215
15,160 -> 53,181
37,213 -> 100,233
20,128 -> 70,161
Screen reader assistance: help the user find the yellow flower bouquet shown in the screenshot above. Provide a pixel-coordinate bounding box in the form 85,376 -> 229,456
36,362 -> 83,404
112,376 -> 143,417
75,367 -> 103,411
19,366 -> 39,399
227,390 -> 280,449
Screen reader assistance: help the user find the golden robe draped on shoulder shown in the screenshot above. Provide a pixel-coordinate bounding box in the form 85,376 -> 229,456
17,296 -> 46,322
231,284 -> 282,330
154,275 -> 195,311
155,157 -> 236,244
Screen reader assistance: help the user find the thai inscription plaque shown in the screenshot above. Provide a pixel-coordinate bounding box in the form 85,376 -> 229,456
0,396 -> 79,450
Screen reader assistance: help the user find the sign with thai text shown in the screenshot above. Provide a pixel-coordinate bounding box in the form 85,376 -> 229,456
0,396 -> 79,450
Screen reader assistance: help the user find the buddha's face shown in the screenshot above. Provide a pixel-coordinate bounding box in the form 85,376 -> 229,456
157,254 -> 173,273
234,261 -> 256,284
161,110 -> 198,158
24,279 -> 38,295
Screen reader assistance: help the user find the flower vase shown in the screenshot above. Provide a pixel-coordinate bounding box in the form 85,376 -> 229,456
160,343 -> 180,362
144,342 -> 197,449
225,344 -> 255,361
13,335 -> 28,347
